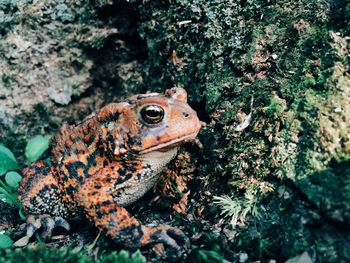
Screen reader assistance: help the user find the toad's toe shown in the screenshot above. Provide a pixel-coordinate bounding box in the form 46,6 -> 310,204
144,225 -> 190,251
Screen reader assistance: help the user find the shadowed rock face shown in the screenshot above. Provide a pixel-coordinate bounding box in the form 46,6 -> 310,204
1,0 -> 350,262
0,1 -> 147,154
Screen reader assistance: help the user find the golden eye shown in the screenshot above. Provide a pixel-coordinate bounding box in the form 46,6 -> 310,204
140,105 -> 164,124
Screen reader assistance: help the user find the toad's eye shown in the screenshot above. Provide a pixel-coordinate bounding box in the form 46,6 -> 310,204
140,105 -> 164,124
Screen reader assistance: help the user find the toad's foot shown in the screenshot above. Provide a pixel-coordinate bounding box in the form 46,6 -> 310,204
13,214 -> 70,247
141,224 -> 190,251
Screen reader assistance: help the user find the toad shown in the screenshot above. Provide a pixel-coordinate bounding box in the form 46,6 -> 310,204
15,87 -> 201,250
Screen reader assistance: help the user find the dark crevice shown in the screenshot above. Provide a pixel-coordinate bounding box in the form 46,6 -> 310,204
82,2 -> 148,101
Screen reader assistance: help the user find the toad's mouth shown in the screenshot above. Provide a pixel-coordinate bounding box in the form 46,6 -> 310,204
138,132 -> 199,155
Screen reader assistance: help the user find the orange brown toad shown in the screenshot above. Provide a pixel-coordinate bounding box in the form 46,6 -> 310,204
16,87 -> 201,250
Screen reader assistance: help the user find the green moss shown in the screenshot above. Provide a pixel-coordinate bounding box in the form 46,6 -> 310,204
263,94 -> 287,118
0,245 -> 146,263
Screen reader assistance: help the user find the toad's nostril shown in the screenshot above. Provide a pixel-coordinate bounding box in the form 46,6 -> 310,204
183,112 -> 190,118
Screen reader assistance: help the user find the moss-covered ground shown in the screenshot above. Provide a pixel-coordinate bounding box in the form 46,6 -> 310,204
0,0 -> 349,262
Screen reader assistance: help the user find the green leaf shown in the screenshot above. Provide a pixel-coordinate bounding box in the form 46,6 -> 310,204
0,145 -> 16,162
0,234 -> 13,249
0,145 -> 19,175
0,193 -> 14,205
0,181 -> 21,208
5,171 -> 22,189
25,135 -> 51,163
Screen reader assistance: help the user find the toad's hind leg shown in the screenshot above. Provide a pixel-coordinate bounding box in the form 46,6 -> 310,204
18,160 -> 69,217
15,161 -> 71,247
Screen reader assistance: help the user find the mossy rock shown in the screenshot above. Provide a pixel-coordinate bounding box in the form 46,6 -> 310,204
137,0 -> 350,262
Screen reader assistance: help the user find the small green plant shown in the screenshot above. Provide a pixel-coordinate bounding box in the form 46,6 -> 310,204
0,145 -> 19,175
213,190 -> 262,228
0,234 -> 13,249
0,144 -> 22,209
0,144 -> 22,249
0,135 -> 51,249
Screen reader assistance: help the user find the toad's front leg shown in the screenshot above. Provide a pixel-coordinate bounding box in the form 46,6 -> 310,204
84,201 -> 188,249
77,175 -> 188,249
